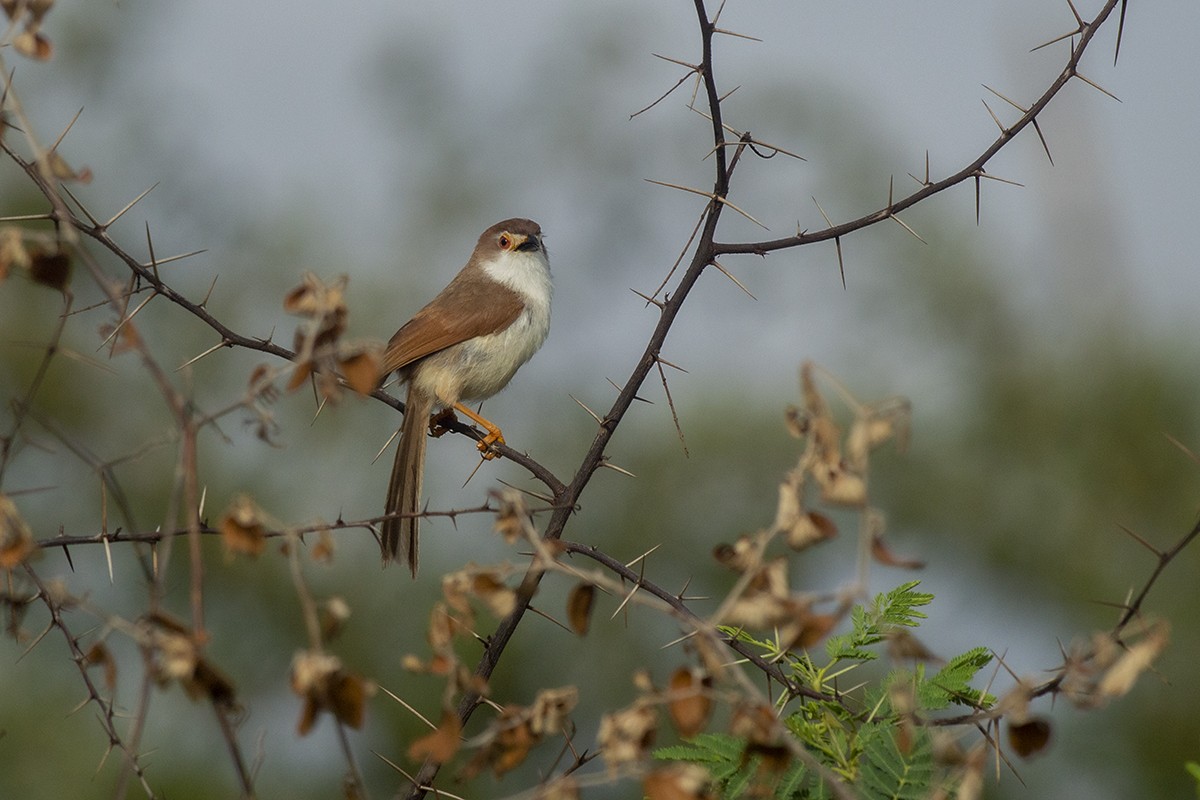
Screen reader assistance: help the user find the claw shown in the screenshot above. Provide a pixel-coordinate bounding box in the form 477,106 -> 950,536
452,401 -> 508,460
428,408 -> 458,438
476,430 -> 505,460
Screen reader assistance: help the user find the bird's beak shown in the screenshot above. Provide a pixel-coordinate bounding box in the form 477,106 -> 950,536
515,235 -> 541,252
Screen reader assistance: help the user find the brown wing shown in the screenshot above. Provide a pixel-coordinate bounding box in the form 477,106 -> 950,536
380,274 -> 525,376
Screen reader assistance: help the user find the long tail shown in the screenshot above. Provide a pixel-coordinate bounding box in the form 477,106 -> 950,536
382,388 -> 433,576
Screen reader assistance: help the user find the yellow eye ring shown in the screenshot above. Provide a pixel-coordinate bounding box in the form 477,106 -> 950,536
498,234 -> 512,249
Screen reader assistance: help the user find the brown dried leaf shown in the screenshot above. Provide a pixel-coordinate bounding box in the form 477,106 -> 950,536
283,282 -> 314,315
690,633 -> 730,683
285,273 -> 347,327
144,613 -> 237,707
632,668 -> 656,694
311,527 -> 336,564
4,0 -> 55,59
315,365 -> 341,403
46,150 -> 90,182
597,701 -> 658,771
783,404 -> 809,439
286,358 -> 313,392
291,650 -> 371,735
283,274 -> 326,316
770,473 -> 804,539
319,596 -> 351,641
865,415 -> 900,449
191,655 -> 238,709
722,558 -> 793,630
28,248 -> 70,291
845,411 -> 907,471
667,667 -> 712,738
712,533 -> 757,573
814,463 -> 866,507
566,582 -> 595,636
870,534 -> 925,570
0,494 -> 36,568
730,703 -> 780,749
339,349 -> 381,395
441,571 -> 474,617
296,695 -> 319,738
84,642 -> 118,691
1007,717 -> 1052,758
408,711 -> 462,764
291,651 -> 340,706
329,669 -> 368,730
491,488 -> 534,544
248,363 -> 273,391
799,361 -> 828,419
482,713 -> 537,777
643,764 -> 716,800
426,602 -> 458,655
148,622 -> 197,686
781,506 -> 837,552
98,320 -> 143,355
284,274 -> 350,402
0,227 -> 31,281
787,610 -> 839,650
1097,622 -> 1169,698
219,494 -> 268,557
529,685 -> 578,736
808,415 -> 843,465
13,30 -> 52,60
1,0 -> 55,24
845,419 -> 872,473
472,571 -> 517,618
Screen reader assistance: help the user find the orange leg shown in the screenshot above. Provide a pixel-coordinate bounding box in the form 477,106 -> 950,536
453,402 -> 505,459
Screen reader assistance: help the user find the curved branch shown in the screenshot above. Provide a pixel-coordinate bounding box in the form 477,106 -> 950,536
712,0 -> 1122,257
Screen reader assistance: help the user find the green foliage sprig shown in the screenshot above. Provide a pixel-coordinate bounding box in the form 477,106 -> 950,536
665,582 -> 993,799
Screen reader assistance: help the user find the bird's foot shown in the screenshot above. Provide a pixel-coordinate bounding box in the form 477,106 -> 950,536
476,430 -> 505,460
428,408 -> 458,438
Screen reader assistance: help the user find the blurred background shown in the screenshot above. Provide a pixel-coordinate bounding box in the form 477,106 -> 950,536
2,1 -> 1198,797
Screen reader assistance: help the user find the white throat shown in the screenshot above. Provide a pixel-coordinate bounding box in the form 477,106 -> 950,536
482,247 -> 553,322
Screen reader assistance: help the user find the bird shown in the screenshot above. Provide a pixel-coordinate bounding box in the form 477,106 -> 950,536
379,218 -> 552,576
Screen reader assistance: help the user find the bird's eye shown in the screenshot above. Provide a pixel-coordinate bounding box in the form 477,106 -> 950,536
498,234 -> 511,249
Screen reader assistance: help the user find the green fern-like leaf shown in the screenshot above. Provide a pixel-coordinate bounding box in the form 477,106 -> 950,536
655,733 -> 746,785
918,647 -> 995,710
776,759 -> 834,800
825,582 -> 934,664
857,722 -> 935,800
876,581 -> 934,629
824,606 -> 879,662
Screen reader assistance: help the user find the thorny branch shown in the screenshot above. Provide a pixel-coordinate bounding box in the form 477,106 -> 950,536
22,565 -> 158,799
559,540 -> 828,704
0,0 -> 1181,798
400,0 -> 1138,796
712,0 -> 1127,257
